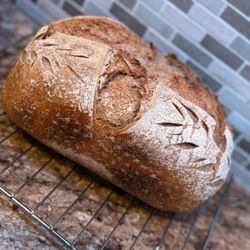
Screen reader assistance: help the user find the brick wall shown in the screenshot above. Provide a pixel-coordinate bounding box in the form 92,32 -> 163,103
14,0 -> 250,191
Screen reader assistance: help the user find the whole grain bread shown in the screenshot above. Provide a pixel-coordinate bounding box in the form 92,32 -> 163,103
3,16 -> 234,212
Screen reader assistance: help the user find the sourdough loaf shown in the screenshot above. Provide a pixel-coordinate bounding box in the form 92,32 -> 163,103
3,16 -> 234,212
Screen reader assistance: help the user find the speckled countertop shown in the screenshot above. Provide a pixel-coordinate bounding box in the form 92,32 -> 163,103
0,1 -> 249,250
0,198 -> 61,250
0,1 -> 58,249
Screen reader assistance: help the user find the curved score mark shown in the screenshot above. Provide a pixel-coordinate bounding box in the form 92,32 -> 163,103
173,142 -> 199,150
209,178 -> 224,187
43,43 -> 58,47
172,102 -> 184,119
194,158 -> 206,163
180,102 -> 199,123
67,64 -> 82,81
55,60 -> 61,69
42,56 -> 53,74
68,54 -> 89,59
35,28 -> 54,40
20,50 -> 27,63
56,48 -> 72,51
202,120 -> 209,135
157,122 -> 183,127
30,51 -> 37,66
169,132 -> 183,136
195,164 -> 214,172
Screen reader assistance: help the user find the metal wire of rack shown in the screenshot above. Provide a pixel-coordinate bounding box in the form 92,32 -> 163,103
0,112 -> 233,250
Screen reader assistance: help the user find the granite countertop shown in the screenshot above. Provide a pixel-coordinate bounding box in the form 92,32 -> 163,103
0,198 -> 61,249
208,183 -> 250,250
0,2 -> 61,249
0,0 -> 36,84
0,1 -> 249,250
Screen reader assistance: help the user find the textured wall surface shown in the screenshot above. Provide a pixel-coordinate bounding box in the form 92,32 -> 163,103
14,0 -> 250,191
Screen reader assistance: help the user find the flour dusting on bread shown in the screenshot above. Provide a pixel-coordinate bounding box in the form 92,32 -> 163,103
3,16 -> 233,212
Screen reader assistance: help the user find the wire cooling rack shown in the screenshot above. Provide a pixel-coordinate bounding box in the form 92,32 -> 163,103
0,110 -> 232,249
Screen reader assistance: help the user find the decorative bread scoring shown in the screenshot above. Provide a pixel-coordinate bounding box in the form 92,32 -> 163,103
3,16 -> 234,212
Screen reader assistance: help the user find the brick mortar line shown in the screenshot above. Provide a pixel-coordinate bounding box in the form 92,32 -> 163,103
64,0 -> 85,12
213,1 -> 250,58
161,1 -> 207,39
132,0 -> 250,69
232,161 -> 250,177
188,2 -> 237,43
156,3 -> 250,85
191,60 -> 250,108
195,0 -> 245,32
35,0 -> 250,65
88,0 -> 114,11
142,27 -> 187,60
38,0 -> 70,19
133,2 -> 178,42
141,19 -> 250,106
16,0 -> 53,24
229,111 -> 250,140
133,0 -> 177,36
169,37 -> 250,100
225,1 -> 250,21
157,1 -> 250,72
133,1 -> 250,94
234,145 -> 250,162
142,26 -> 250,122
84,0 -> 115,17
34,0 -> 250,78
218,86 -> 250,110
232,161 -> 249,173
217,1 -> 227,16
133,0 -> 250,67
209,4 -> 250,57
15,1 -> 250,128
207,58 -> 250,101
111,0 -> 145,27
237,61 -> 247,73
188,2 -> 250,64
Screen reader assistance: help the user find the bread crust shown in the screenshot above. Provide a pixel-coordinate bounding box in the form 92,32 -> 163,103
3,16 -> 233,212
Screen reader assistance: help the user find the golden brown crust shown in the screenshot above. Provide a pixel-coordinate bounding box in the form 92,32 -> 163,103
3,16 -> 233,212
